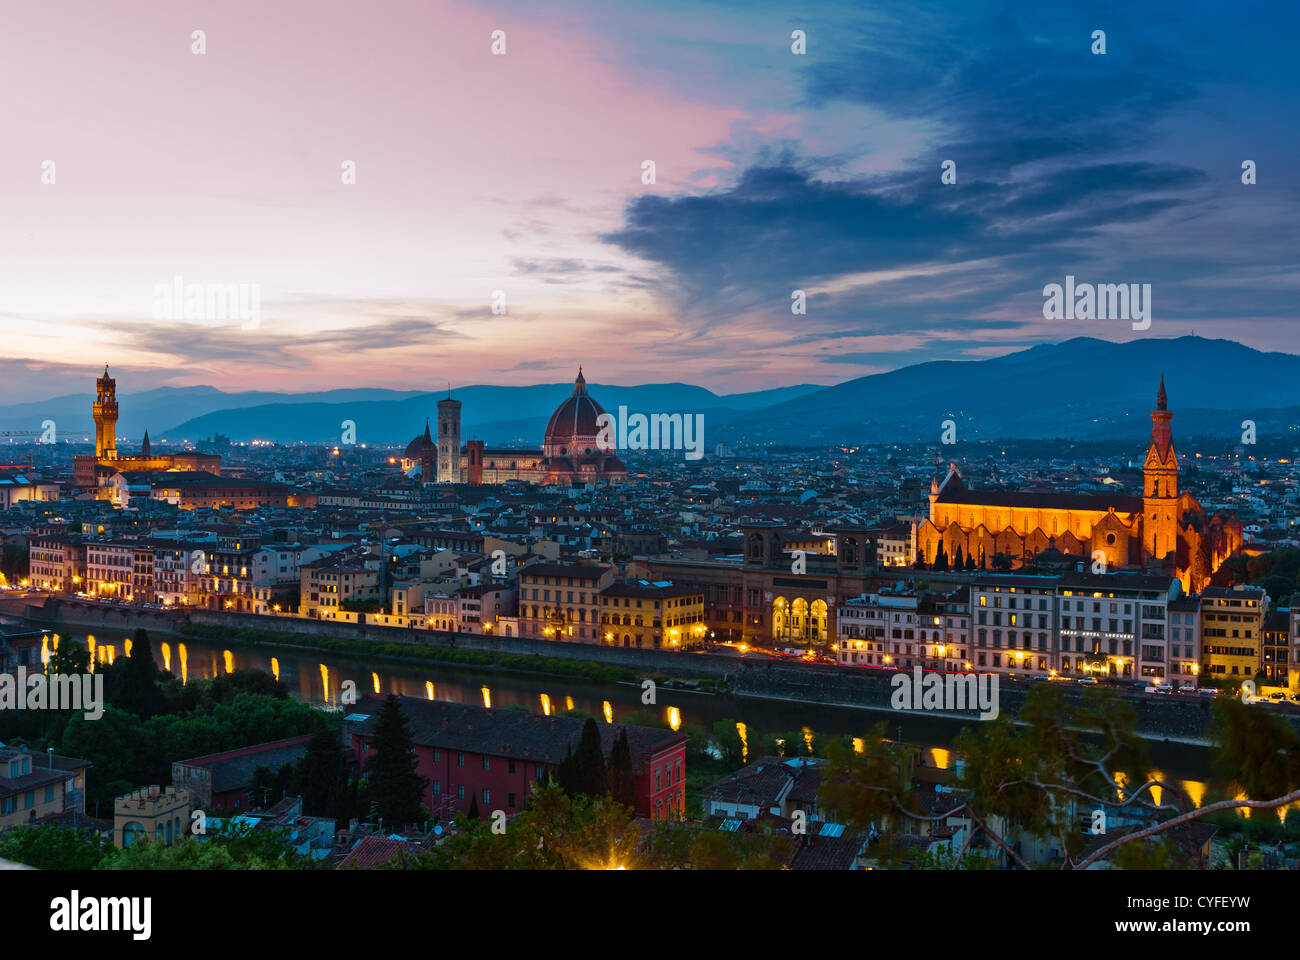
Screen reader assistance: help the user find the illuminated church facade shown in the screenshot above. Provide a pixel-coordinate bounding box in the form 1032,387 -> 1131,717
915,379 -> 1241,593
400,368 -> 628,486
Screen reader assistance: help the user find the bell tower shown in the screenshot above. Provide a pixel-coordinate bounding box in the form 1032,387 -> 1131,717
1142,375 -> 1179,561
436,388 -> 462,483
93,364 -> 118,460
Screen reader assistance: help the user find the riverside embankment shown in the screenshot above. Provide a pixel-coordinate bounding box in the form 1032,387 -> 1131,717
0,595 -> 1260,745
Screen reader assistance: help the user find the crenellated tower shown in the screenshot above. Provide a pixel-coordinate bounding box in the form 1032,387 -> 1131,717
93,364 -> 118,459
1142,375 -> 1179,562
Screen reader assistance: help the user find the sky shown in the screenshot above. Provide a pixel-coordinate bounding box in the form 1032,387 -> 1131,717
0,0 -> 1296,404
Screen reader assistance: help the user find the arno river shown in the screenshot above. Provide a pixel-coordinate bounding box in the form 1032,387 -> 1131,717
20,623 -> 1244,810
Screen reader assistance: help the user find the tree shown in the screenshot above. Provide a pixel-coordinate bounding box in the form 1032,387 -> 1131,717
933,544 -> 949,571
46,639 -> 91,677
953,544 -> 965,570
607,728 -> 637,810
296,726 -> 351,819
364,695 -> 428,828
113,628 -> 163,720
0,824 -> 111,870
467,793 -> 480,820
572,718 -> 609,798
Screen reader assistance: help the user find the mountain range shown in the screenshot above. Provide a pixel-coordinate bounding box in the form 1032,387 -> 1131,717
4,337 -> 1298,447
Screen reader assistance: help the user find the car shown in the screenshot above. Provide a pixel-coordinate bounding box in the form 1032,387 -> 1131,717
1077,677 -> 1099,685
1032,675 -> 1051,681
1290,694 -> 1300,703
1178,684 -> 1197,693
1268,692 -> 1288,701
1197,689 -> 1217,698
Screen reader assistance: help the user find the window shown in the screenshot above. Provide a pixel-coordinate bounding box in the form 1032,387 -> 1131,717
457,785 -> 465,799
458,752 -> 465,766
433,780 -> 440,796
508,792 -> 517,809
483,756 -> 490,770
482,789 -> 490,804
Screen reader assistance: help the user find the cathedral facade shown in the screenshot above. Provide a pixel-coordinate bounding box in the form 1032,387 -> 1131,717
401,368 -> 628,486
914,379 -> 1241,593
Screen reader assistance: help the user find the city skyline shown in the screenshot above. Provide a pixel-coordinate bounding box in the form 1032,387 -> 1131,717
0,0 -> 1296,404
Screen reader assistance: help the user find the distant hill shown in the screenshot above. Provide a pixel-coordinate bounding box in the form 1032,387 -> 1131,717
5,336 -> 1296,447
0,386 -> 425,443
158,381 -> 826,445
713,336 -> 1300,444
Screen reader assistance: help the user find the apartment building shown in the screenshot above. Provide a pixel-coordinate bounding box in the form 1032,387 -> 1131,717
300,551 -> 381,618
1291,595 -> 1300,692
28,534 -> 85,592
0,748 -> 89,828
970,574 -> 1059,676
194,545 -> 258,611
836,590 -> 920,668
150,540 -> 208,606
1167,597 -> 1202,682
517,562 -> 615,642
1263,609 -> 1290,687
1056,572 -> 1180,682
85,541 -> 136,600
1200,585 -> 1267,682
599,580 -> 707,650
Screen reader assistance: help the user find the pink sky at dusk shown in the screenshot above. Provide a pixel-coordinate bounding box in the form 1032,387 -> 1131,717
0,0 -> 830,397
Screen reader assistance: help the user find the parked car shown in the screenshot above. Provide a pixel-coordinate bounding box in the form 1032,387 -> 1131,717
1197,689 -> 1218,698
1077,677 -> 1099,685
1032,675 -> 1051,681
1178,684 -> 1197,693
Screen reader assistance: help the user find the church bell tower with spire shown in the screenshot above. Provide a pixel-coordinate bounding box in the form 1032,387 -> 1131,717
1142,375 -> 1179,562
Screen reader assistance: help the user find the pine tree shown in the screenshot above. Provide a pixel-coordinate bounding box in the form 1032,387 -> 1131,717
467,793 -> 480,820
934,543 -> 949,571
364,695 -> 428,828
953,544 -> 965,570
607,728 -> 637,809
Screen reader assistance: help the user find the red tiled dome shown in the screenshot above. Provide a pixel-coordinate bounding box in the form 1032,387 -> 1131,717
403,421 -> 435,460
543,368 -> 608,456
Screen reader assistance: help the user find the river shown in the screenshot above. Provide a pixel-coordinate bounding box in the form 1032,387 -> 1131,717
16,622 -> 1230,798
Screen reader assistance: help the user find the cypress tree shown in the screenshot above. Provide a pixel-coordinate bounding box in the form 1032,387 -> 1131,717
555,745 -> 577,795
608,728 -> 637,809
299,727 -> 349,819
364,695 -> 428,828
467,793 -> 480,820
573,717 -> 609,797
120,628 -> 162,720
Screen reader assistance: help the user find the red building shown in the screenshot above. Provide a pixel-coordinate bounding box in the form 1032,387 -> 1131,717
344,695 -> 687,821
